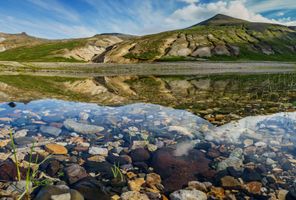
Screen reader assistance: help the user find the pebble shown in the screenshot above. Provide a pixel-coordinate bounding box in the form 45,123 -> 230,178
45,143 -> 68,155
64,119 -> 104,134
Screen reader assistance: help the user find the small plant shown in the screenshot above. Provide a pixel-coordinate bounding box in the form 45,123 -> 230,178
9,129 -> 51,200
111,163 -> 124,182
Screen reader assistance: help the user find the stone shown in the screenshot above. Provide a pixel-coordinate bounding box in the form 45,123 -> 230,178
87,155 -> 105,162
192,47 -> 212,57
242,168 -> 261,182
64,164 -> 89,185
152,148 -> 215,193
51,193 -> 71,200
40,126 -> 61,137
243,139 -> 253,147
84,161 -> 113,178
187,181 -> 207,192
64,119 -> 104,134
88,147 -> 108,156
128,178 -> 145,192
73,177 -> 110,200
245,181 -> 262,194
0,139 -> 10,147
14,137 -> 36,146
45,143 -> 68,155
130,148 -> 150,162
121,191 -> 149,200
170,189 -> 207,200
0,159 -> 17,181
106,153 -> 132,165
34,185 -> 84,200
220,176 -> 241,189
14,129 -> 28,138
45,159 -> 61,176
146,173 -> 161,189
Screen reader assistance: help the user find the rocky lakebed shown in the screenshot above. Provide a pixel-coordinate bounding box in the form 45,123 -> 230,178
0,99 -> 296,200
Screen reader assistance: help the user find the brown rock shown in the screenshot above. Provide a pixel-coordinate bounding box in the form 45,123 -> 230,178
188,181 -> 207,192
64,164 -> 89,184
220,176 -> 241,189
128,178 -> 145,192
0,159 -> 18,181
45,143 -> 68,155
151,147 -> 215,193
0,139 -> 10,147
245,181 -> 262,194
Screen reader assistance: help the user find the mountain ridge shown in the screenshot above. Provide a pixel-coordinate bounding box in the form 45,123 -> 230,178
0,14 -> 296,63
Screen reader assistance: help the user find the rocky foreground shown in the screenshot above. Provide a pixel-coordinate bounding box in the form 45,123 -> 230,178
0,100 -> 296,199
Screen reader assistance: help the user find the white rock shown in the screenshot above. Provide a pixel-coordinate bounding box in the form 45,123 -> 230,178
14,129 -> 28,138
170,189 -> 207,200
88,147 -> 108,156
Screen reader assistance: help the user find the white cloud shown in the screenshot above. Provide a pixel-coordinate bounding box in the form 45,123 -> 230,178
165,0 -> 296,28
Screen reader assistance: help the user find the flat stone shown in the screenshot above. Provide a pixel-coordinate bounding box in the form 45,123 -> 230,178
64,119 -> 104,134
40,126 -> 62,137
45,143 -> 68,155
14,137 -> 36,146
88,147 -> 108,156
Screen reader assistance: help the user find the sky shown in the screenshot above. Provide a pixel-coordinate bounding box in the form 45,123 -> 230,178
0,0 -> 295,39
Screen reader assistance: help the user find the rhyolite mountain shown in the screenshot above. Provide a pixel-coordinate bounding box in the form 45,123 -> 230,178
0,33 -> 130,62
94,14 -> 296,63
1,14 -> 296,63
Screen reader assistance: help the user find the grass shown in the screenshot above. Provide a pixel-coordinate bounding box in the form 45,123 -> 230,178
0,40 -> 87,62
9,129 -> 52,200
111,163 -> 124,182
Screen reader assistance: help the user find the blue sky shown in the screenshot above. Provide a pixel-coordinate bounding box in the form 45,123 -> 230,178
0,0 -> 295,39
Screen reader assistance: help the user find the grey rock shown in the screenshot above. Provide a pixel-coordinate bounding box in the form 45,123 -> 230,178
64,119 -> 104,134
34,185 -> 84,200
14,137 -> 36,146
40,126 -> 62,137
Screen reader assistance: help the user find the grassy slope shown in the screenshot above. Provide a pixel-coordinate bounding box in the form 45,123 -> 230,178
0,39 -> 87,62
121,20 -> 296,62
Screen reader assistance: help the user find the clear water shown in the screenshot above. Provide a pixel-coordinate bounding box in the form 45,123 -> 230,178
0,99 -> 295,147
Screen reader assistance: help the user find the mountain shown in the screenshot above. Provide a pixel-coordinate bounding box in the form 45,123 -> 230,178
93,14 -> 296,63
0,32 -> 128,62
0,32 -> 46,52
1,14 -> 296,63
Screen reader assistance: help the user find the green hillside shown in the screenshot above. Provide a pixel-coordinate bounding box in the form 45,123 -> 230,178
96,14 -> 296,63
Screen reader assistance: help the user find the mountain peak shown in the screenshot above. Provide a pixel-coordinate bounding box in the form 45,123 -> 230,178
196,14 -> 249,26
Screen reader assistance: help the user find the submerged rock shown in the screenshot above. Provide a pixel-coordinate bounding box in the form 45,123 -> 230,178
121,191 -> 149,200
45,143 -> 68,155
170,189 -> 207,200
34,185 -> 84,200
64,119 -> 104,134
40,125 -> 62,137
